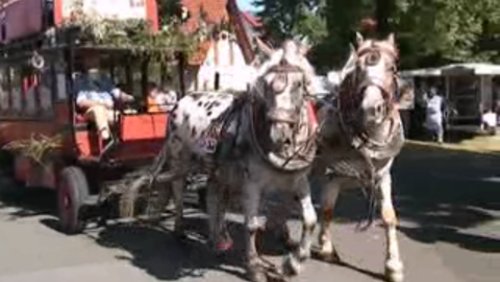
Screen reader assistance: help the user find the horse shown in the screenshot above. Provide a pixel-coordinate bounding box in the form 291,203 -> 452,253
312,33 -> 405,282
122,40 -> 319,282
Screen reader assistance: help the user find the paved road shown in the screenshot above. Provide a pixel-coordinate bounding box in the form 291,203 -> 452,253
0,144 -> 499,282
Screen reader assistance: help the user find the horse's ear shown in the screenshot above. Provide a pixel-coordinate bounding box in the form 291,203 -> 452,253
356,32 -> 364,46
299,44 -> 311,56
386,33 -> 395,46
298,37 -> 311,56
340,46 -> 357,81
349,43 -> 356,53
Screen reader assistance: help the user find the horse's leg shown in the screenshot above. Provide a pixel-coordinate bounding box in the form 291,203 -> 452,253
171,177 -> 186,237
207,178 -> 233,253
283,177 -> 317,275
379,173 -> 404,282
264,193 -> 293,248
242,181 -> 266,282
317,178 -> 341,262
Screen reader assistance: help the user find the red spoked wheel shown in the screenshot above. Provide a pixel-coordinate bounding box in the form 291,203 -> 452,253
57,166 -> 89,234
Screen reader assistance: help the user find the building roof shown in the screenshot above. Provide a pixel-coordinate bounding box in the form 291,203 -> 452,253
181,0 -> 255,66
401,63 -> 500,77
181,0 -> 229,33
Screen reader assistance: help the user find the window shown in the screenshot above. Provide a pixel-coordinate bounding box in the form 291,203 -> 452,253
25,75 -> 37,115
11,68 -> 22,113
39,68 -> 54,112
54,59 -> 66,101
0,68 -> 9,112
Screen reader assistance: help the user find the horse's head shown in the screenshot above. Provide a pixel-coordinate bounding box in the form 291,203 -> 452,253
251,40 -> 315,145
344,33 -> 399,128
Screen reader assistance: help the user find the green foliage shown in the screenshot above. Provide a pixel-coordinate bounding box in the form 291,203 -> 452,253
61,0 -> 200,65
3,134 -> 63,166
393,0 -> 500,67
258,0 -> 500,71
254,0 -> 327,46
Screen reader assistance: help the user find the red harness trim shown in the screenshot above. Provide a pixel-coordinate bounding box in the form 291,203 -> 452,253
306,100 -> 318,132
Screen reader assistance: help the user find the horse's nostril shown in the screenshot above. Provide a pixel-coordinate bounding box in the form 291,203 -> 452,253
284,139 -> 292,145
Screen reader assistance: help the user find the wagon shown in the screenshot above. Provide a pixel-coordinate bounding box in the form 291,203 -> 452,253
0,0 -> 194,234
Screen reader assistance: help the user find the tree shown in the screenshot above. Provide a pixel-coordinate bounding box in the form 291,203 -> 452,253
253,0 -> 328,46
318,0 -> 500,69
157,0 -> 183,26
393,0 -> 500,67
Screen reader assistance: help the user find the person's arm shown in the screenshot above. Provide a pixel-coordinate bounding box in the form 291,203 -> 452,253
101,75 -> 134,102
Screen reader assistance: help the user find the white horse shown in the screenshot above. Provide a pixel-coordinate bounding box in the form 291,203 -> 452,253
313,33 -> 406,282
124,40 -> 319,282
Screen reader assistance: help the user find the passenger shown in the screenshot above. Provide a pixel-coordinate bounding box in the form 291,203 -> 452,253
146,82 -> 177,113
481,107 -> 497,135
74,52 -> 134,142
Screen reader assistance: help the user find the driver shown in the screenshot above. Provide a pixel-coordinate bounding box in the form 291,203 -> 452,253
75,51 -> 134,142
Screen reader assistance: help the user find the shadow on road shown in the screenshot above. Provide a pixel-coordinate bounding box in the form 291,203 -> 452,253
392,144 -> 500,253
1,143 -> 499,281
90,213 -> 292,281
0,172 -> 55,219
311,143 -> 500,254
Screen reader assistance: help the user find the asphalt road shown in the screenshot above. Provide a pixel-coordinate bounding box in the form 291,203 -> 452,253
0,144 -> 499,282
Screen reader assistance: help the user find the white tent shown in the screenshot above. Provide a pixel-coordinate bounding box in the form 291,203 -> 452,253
401,63 -> 500,77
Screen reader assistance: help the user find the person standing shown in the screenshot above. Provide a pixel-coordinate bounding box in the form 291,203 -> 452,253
424,86 -> 445,143
398,80 -> 415,138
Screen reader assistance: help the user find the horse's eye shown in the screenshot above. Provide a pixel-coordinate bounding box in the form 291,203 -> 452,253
366,52 -> 381,65
296,81 -> 303,88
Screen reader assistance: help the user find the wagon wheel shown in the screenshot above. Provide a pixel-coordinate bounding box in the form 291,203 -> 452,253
57,166 -> 89,234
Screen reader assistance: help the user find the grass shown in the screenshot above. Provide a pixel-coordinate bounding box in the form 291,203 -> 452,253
406,135 -> 500,156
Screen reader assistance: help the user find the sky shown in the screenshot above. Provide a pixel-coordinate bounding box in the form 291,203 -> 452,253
237,0 -> 258,12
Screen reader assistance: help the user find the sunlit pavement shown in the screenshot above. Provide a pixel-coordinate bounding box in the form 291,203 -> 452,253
0,144 -> 499,282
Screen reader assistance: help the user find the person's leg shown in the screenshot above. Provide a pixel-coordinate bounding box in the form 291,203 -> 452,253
85,105 -> 112,140
437,123 -> 444,143
400,110 -> 410,138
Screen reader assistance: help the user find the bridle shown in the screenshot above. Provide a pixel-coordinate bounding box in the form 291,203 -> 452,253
338,41 -> 399,144
257,60 -> 310,125
249,60 -> 317,171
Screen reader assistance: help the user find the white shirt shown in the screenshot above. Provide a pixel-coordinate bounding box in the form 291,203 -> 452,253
482,111 -> 497,127
425,95 -> 444,130
153,90 -> 177,111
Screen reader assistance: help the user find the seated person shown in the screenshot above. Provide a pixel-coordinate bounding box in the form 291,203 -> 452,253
75,52 -> 134,142
146,82 -> 177,113
481,107 -> 497,135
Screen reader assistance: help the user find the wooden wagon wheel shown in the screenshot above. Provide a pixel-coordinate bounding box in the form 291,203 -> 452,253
57,166 -> 89,234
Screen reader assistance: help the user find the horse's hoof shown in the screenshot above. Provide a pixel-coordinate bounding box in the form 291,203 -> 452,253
247,268 -> 268,282
385,260 -> 404,282
282,254 -> 301,276
386,270 -> 404,282
297,246 -> 311,260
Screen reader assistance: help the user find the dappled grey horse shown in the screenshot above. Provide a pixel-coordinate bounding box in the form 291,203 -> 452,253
122,40 -> 319,282
313,33 -> 405,282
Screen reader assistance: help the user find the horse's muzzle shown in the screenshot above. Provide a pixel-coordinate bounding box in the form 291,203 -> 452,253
267,109 -> 300,124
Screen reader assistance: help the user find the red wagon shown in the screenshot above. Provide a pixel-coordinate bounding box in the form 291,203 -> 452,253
0,0 -> 188,233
